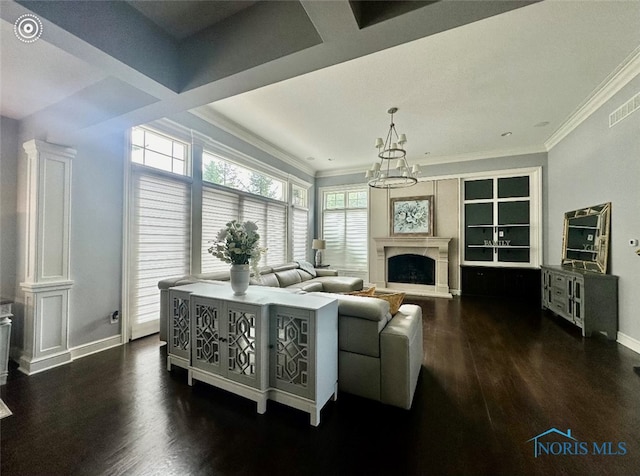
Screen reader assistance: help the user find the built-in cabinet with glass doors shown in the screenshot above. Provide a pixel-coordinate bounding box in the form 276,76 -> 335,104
461,169 -> 541,300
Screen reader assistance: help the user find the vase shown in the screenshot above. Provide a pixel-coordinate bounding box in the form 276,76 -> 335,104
230,264 -> 250,295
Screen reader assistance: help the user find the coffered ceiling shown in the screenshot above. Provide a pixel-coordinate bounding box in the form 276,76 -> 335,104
1,1 -> 639,176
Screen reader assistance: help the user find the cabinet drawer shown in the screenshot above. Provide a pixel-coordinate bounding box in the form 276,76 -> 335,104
550,273 -> 568,290
550,287 -> 567,304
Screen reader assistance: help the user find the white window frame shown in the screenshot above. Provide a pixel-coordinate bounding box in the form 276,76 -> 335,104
319,184 -> 370,280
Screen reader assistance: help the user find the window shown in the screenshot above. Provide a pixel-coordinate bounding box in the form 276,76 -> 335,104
127,126 -> 192,340
321,188 -> 368,279
131,127 -> 188,176
201,186 -> 288,272
202,152 -> 284,201
126,123 -> 313,341
291,183 -> 309,261
129,172 -> 191,339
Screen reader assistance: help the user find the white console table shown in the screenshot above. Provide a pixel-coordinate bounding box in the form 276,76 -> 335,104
167,283 -> 338,426
0,300 -> 13,385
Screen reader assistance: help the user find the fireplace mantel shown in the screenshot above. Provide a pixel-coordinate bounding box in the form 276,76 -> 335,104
372,237 -> 452,298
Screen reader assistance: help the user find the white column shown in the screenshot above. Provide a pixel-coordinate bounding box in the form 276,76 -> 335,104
0,301 -> 12,385
18,140 -> 76,374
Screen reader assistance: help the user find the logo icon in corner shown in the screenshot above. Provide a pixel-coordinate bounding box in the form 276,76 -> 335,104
527,428 -> 627,458
14,14 -> 43,43
527,428 -> 577,458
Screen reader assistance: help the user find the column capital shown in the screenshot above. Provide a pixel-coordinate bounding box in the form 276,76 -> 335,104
22,139 -> 77,160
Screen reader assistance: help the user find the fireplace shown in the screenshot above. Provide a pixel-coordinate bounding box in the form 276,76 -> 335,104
372,237 -> 452,298
388,254 -> 435,285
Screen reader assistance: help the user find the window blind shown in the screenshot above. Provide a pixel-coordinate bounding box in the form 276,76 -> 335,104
202,188 -> 240,273
292,206 -> 309,262
323,208 -> 368,277
241,197 -> 286,267
130,172 -> 191,340
201,187 -> 287,271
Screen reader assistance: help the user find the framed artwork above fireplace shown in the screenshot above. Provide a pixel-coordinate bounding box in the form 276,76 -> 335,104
390,195 -> 434,236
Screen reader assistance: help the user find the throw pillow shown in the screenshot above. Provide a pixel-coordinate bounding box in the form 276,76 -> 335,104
374,292 -> 405,315
296,260 -> 317,278
346,286 -> 376,296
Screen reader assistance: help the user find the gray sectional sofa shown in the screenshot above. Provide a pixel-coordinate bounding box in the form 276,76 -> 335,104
158,261 -> 423,409
314,292 -> 423,409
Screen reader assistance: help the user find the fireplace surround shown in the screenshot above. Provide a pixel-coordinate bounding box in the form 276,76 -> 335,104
372,237 -> 452,298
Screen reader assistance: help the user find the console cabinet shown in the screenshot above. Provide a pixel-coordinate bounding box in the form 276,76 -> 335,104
461,265 -> 541,301
541,265 -> 618,339
167,283 -> 338,426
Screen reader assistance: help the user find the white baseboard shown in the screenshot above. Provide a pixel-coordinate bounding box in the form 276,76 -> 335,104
617,331 -> 640,356
70,335 -> 123,360
16,335 -> 123,375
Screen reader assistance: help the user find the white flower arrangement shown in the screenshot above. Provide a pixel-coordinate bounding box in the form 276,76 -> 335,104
208,220 -> 266,278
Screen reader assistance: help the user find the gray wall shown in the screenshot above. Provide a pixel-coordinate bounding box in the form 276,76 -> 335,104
547,75 -> 640,343
0,116 -> 19,301
68,132 -> 126,347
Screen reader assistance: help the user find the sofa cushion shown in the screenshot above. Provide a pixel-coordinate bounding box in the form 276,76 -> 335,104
296,260 -> 317,278
317,293 -> 390,322
251,273 -> 280,287
380,304 -> 423,409
271,263 -> 298,273
339,314 -> 387,357
275,269 -> 302,287
293,281 -> 324,292
296,269 -> 314,282
313,276 -> 363,293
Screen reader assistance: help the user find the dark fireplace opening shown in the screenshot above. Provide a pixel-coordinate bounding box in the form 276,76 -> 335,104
388,254 -> 435,286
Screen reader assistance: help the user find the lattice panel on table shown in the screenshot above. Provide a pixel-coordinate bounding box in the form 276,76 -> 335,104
195,303 -> 220,365
172,297 -> 190,351
227,309 -> 257,377
275,313 -> 309,388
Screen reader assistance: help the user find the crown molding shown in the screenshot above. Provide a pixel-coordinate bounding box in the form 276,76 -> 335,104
545,45 -> 640,151
315,145 -> 547,178
189,106 -> 316,177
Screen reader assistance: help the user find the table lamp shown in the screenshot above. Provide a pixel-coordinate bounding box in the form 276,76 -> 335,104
312,239 -> 326,267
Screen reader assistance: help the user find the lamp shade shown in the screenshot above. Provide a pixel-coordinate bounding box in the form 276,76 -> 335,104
312,239 -> 326,250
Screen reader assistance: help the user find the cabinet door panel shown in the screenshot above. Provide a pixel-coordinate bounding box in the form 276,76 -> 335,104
170,293 -> 190,359
226,304 -> 261,386
192,299 -> 222,373
270,306 -> 314,399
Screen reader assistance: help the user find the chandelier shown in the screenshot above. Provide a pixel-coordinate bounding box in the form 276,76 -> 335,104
366,107 -> 419,189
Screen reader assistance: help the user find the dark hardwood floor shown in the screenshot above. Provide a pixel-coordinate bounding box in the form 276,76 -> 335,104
2,296 -> 640,475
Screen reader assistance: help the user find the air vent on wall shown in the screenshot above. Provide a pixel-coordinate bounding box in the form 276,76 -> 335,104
609,92 -> 640,127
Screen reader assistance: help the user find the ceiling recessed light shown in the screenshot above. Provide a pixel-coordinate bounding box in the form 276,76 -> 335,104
501,131 -> 512,137
424,152 -> 430,155
327,158 -> 334,161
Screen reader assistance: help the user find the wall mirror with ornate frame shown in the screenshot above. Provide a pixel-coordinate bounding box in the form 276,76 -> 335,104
561,202 -> 611,273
